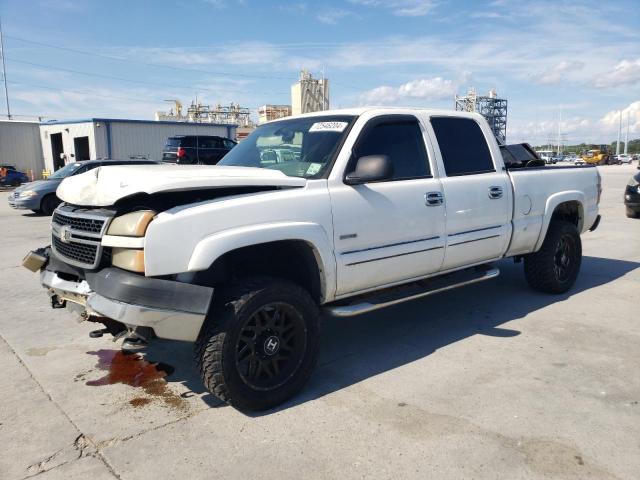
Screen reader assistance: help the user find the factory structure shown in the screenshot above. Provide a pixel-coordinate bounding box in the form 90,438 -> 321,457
155,69 -> 330,131
455,87 -> 508,144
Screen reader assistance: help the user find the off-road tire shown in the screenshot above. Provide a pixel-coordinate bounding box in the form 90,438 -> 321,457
626,207 -> 639,218
40,194 -> 60,216
524,221 -> 582,294
195,276 -> 320,411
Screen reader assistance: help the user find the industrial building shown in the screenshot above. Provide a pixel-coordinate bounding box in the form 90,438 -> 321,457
455,87 -> 508,144
291,69 -> 329,116
155,101 -> 254,140
258,104 -> 292,124
39,118 -> 236,172
0,120 -> 44,178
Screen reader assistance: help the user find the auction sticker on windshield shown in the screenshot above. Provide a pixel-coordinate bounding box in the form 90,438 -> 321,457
309,121 -> 348,133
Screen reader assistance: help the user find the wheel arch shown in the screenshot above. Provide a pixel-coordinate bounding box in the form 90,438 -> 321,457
188,222 -> 336,303
534,192 -> 585,251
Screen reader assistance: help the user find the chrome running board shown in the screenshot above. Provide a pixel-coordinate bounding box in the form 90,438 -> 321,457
325,265 -> 500,317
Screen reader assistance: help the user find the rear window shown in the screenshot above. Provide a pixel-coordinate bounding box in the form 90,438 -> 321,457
166,138 -> 181,148
431,117 -> 495,176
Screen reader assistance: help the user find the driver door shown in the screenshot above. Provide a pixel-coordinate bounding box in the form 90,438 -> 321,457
329,115 -> 446,296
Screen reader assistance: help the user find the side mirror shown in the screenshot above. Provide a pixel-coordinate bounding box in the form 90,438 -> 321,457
344,155 -> 393,185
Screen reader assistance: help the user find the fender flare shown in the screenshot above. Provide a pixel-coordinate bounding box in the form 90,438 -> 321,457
187,222 -> 336,302
534,191 -> 585,251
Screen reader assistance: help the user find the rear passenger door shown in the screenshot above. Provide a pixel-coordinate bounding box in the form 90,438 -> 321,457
429,116 -> 512,271
330,115 -> 446,296
197,137 -> 226,165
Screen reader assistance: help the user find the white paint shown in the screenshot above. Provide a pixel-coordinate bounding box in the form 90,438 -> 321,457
51,107 -> 599,306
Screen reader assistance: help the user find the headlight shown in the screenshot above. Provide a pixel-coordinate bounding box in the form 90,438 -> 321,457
19,190 -> 39,198
107,210 -> 156,237
111,248 -> 145,273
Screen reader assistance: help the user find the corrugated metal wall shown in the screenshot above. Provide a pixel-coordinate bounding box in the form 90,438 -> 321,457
39,120 -> 236,170
40,122 -> 97,172
0,121 -> 44,179
108,122 -> 234,161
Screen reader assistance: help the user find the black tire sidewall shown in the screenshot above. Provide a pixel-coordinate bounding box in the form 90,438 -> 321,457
210,279 -> 319,411
41,195 -> 59,216
525,221 -> 582,294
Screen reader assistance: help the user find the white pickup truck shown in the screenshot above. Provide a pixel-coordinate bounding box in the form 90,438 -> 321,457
25,107 -> 601,411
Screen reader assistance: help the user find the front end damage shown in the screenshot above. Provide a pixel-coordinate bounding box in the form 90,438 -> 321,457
24,203 -> 214,349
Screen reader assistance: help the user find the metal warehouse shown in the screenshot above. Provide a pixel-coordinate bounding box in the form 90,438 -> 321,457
39,118 -> 237,172
0,120 -> 45,178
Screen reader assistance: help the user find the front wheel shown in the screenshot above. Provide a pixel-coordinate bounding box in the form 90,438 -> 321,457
524,221 -> 582,294
40,194 -> 61,216
626,207 -> 639,218
195,277 -> 320,411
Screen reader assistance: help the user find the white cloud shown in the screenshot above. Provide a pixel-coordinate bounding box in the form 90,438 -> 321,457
595,58 -> 640,88
600,101 -> 640,135
348,0 -> 436,17
360,77 -> 457,104
536,61 -> 585,85
317,8 -> 351,25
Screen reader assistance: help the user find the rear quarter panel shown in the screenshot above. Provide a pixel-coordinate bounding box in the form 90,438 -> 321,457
506,166 -> 599,256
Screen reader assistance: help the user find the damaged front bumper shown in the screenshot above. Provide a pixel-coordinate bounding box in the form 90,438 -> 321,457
33,250 -> 213,343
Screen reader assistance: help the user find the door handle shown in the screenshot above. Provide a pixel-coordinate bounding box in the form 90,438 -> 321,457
488,186 -> 503,199
425,191 -> 444,206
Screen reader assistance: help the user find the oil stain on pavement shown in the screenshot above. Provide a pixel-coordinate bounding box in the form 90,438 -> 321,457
85,349 -> 187,410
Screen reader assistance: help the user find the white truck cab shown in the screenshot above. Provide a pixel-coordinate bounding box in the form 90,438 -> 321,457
25,107 -> 601,411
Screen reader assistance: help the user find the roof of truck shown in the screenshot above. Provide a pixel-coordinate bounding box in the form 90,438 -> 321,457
286,106 -> 483,120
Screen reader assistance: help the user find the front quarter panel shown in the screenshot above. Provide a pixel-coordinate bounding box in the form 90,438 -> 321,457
143,181 -> 336,299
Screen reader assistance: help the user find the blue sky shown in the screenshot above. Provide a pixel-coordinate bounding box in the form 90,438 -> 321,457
1,0 -> 639,144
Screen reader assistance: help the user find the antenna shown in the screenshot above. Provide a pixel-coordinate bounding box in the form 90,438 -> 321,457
0,18 -> 11,119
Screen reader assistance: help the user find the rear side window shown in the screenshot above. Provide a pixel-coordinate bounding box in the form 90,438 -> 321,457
198,137 -> 222,148
354,120 -> 430,180
431,117 -> 495,176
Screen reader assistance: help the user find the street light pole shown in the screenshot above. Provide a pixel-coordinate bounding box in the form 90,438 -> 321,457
0,18 -> 10,120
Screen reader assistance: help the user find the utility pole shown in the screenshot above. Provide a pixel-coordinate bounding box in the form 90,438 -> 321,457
616,109 -> 622,156
0,18 -> 11,120
556,109 -> 562,156
624,111 -> 630,155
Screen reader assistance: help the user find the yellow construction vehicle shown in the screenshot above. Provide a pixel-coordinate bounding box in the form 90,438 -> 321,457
582,146 -> 612,165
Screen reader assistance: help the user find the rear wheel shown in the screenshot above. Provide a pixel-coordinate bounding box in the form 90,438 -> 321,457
40,194 -> 60,216
626,207 -> 639,218
524,221 -> 582,294
195,276 -> 320,411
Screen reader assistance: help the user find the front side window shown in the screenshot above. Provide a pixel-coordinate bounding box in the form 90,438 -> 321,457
352,119 -> 430,180
218,115 -> 355,178
47,162 -> 84,180
431,117 -> 495,176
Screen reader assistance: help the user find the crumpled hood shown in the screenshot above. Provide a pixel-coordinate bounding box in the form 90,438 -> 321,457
56,164 -> 307,207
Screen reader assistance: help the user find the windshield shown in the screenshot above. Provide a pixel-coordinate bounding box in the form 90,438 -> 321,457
218,115 -> 355,178
47,162 -> 84,180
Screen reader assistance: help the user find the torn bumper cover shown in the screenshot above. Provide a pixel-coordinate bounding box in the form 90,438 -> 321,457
40,263 -> 213,342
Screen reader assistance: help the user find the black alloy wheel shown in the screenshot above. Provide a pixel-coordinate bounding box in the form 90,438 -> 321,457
195,276 -> 320,411
235,302 -> 307,391
553,234 -> 575,283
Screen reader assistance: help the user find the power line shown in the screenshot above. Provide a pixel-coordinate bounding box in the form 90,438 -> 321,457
5,35 -> 298,81
7,57 -> 289,97
8,80 -> 165,104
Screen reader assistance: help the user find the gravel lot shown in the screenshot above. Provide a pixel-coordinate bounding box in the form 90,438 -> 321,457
1,164 -> 638,480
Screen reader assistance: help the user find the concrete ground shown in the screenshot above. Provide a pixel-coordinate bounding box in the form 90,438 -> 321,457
0,165 -> 638,480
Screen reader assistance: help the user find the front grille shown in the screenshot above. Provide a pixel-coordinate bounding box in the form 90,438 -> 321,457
52,236 -> 98,266
52,212 -> 105,233
51,205 -> 113,269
